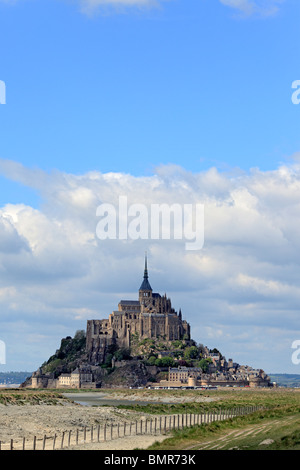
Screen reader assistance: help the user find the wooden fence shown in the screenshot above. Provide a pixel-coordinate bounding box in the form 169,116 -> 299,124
0,406 -> 262,450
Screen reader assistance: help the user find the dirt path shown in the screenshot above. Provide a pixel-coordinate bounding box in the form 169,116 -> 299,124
184,415 -> 297,450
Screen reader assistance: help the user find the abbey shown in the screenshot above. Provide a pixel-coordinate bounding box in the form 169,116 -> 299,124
86,256 -> 191,364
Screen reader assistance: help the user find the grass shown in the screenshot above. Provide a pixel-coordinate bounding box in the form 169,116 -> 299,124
2,387 -> 300,449
116,388 -> 300,415
0,389 -> 71,405
144,389 -> 300,450
147,412 -> 300,450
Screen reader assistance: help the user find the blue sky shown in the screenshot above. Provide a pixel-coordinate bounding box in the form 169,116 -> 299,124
0,0 -> 300,374
0,0 -> 299,181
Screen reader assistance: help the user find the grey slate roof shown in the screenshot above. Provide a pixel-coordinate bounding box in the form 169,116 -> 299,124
139,278 -> 152,291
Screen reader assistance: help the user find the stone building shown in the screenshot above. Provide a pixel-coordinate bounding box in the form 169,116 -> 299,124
168,367 -> 202,385
56,367 -> 93,389
30,366 -> 95,389
149,363 -> 271,389
86,255 -> 191,365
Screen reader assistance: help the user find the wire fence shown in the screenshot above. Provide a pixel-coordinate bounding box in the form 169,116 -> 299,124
0,405 -> 263,450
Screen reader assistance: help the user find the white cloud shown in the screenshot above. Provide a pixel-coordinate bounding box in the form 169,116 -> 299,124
78,0 -> 285,16
1,157 -> 300,373
0,0 -> 285,16
77,0 -> 164,15
219,0 -> 285,16
0,0 -> 165,15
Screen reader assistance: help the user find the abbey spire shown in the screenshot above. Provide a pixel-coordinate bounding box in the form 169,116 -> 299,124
139,252 -> 152,298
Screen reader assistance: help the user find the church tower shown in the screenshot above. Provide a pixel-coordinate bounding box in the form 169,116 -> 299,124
139,253 -> 153,303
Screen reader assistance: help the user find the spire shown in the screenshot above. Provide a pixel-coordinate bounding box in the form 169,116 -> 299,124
139,252 -> 152,291
144,251 -> 148,279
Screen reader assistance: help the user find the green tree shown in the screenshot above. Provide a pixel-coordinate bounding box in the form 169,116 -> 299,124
114,348 -> 131,361
198,358 -> 211,373
102,353 -> 113,368
155,356 -> 175,367
147,355 -> 157,366
184,346 -> 199,360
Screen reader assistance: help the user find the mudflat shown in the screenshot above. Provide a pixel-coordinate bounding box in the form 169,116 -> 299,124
0,391 -> 216,450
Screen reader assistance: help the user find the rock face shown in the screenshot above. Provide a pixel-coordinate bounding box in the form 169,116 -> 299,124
96,361 -> 154,389
259,439 -> 275,446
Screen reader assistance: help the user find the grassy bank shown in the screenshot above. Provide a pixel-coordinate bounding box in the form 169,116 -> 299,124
144,389 -> 300,450
147,409 -> 300,450
117,388 -> 300,414
0,389 -> 70,405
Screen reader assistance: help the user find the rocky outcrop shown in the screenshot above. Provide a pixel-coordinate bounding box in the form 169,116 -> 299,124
96,361 -> 155,389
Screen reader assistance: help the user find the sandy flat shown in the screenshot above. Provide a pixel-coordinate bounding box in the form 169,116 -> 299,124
64,434 -> 168,450
0,402 -> 170,450
0,391 -> 217,450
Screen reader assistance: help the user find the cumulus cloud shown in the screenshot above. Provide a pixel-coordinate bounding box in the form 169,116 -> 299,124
1,157 -> 300,372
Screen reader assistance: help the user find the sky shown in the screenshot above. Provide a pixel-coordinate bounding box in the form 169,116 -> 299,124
0,0 -> 300,375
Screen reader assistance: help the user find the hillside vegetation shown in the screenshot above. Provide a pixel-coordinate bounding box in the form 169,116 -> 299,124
40,330 -> 87,377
